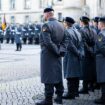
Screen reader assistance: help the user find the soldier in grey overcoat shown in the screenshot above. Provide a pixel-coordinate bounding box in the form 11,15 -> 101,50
79,16 -> 97,94
94,17 -> 105,104
92,17 -> 100,34
62,17 -> 83,99
10,27 -> 15,44
5,27 -> 11,43
0,27 -> 4,43
36,8 -> 68,105
15,28 -> 22,51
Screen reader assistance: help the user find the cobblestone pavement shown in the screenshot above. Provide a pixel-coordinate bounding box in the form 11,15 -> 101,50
0,44 -> 101,105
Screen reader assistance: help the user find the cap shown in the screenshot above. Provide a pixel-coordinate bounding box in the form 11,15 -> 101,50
44,8 -> 54,13
64,17 -> 75,24
80,16 -> 90,22
98,17 -> 105,23
93,17 -> 100,23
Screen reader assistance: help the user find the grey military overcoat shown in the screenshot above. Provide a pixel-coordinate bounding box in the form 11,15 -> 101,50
40,18 -> 68,84
96,29 -> 105,83
80,26 -> 96,81
63,27 -> 82,78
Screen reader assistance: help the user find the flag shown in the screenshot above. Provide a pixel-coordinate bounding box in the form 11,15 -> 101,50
2,14 -> 7,31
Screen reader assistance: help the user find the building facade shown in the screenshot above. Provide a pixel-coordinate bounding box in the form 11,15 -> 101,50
0,0 -> 105,24
0,0 -> 43,24
86,0 -> 105,18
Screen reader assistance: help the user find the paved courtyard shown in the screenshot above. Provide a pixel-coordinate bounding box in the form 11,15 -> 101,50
0,44 -> 101,105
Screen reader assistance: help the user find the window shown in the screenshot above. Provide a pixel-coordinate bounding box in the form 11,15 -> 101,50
39,0 -> 49,8
54,0 -> 62,5
57,0 -> 62,1
24,0 -> 31,9
11,16 -> 15,23
10,0 -> 15,10
47,0 -> 54,7
39,0 -> 43,8
0,17 -> 1,24
99,0 -> 103,8
58,12 -> 62,21
25,15 -> 30,23
55,0 -> 62,2
0,0 -> 1,10
84,0 -> 86,5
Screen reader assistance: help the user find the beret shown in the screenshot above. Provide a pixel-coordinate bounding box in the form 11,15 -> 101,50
80,16 -> 90,22
44,8 -> 54,13
64,17 -> 75,24
98,17 -> 105,23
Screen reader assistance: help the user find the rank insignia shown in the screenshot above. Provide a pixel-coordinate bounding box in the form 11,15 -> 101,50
42,27 -> 47,32
98,36 -> 102,42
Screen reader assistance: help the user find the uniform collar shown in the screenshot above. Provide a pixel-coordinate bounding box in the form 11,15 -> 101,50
48,18 -> 56,21
83,25 -> 89,28
67,26 -> 72,30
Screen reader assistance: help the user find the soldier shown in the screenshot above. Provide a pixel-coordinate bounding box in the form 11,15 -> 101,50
79,16 -> 97,94
27,25 -> 34,44
92,17 -> 100,34
91,17 -> 101,90
22,26 -> 27,44
34,25 -> 40,44
30,25 -> 34,44
5,27 -> 11,43
15,28 -> 22,51
10,26 -> 15,44
62,17 -> 83,99
94,17 -> 105,104
0,26 -> 4,43
35,8 -> 68,105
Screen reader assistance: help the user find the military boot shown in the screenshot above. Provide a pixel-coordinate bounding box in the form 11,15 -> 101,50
75,78 -> 79,97
94,97 -> 105,104
62,93 -> 75,100
79,81 -> 88,94
62,79 -> 75,100
35,97 -> 53,105
54,96 -> 62,104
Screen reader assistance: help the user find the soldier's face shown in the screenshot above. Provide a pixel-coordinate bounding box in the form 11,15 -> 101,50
80,21 -> 84,27
98,22 -> 104,30
63,21 -> 68,28
93,22 -> 98,27
43,13 -> 48,21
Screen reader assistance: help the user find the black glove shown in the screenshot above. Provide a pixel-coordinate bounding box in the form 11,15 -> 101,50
78,52 -> 84,60
60,51 -> 65,57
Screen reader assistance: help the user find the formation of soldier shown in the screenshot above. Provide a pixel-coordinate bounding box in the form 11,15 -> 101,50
35,7 -> 105,105
0,23 -> 41,45
0,7 -> 105,105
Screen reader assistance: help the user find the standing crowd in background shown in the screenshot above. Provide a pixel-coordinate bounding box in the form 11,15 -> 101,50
35,7 -> 105,105
0,23 -> 41,50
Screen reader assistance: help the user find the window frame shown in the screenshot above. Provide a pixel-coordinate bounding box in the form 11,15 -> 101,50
24,0 -> 31,10
10,0 -> 16,10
